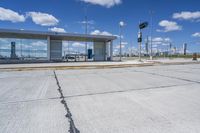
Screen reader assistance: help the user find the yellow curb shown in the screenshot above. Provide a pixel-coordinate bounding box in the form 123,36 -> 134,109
0,61 -> 199,72
0,63 -> 154,71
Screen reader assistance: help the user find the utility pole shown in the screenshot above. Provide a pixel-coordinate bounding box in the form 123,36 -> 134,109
78,42 -> 80,61
150,10 -> 154,60
20,39 -> 22,59
64,51 -> 66,60
119,21 -> 125,61
146,36 -> 149,55
67,41 -> 70,61
169,43 -> 172,57
183,43 -> 187,55
0,40 -> 1,56
138,21 -> 141,61
84,6 -> 88,62
119,24 -> 122,61
138,28 -> 142,61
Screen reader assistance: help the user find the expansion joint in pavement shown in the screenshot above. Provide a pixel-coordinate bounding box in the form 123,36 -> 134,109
64,83 -> 194,99
53,71 -> 80,133
134,70 -> 200,84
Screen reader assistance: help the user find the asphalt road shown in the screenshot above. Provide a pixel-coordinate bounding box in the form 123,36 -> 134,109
0,64 -> 200,133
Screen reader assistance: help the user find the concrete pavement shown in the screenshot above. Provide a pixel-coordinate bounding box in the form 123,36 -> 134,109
0,71 -> 69,133
0,64 -> 200,132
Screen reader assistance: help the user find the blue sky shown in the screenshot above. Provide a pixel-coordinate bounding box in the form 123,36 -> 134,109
0,0 -> 200,55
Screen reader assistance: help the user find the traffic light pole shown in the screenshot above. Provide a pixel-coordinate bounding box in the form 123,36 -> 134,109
139,29 -> 142,61
138,21 -> 148,62
150,10 -> 153,60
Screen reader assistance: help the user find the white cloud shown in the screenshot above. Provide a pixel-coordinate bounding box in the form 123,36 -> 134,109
72,42 -> 85,47
101,31 -> 112,36
79,20 -> 95,25
30,41 -> 47,50
90,30 -> 100,35
192,32 -> 200,37
114,34 -> 124,39
80,0 -> 122,8
164,38 -> 171,42
115,44 -> 125,49
115,42 -> 127,49
26,12 -> 59,26
31,41 -> 47,47
23,45 -> 33,50
121,42 -> 128,45
173,11 -> 200,21
91,30 -> 121,39
48,27 -> 66,33
90,30 -> 113,36
152,37 -> 171,45
0,38 -> 9,44
0,7 -> 25,22
152,37 -> 163,42
157,20 -> 182,32
0,45 -> 10,49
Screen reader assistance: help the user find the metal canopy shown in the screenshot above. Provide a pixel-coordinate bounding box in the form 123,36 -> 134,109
0,28 -> 117,42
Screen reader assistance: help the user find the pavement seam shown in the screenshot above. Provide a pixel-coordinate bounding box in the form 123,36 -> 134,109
133,70 -> 200,84
0,82 -> 194,105
63,82 -> 194,99
0,82 -> 195,105
53,70 -> 80,133
0,96 -> 62,105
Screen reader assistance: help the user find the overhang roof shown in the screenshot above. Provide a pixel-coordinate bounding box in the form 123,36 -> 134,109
0,28 -> 117,42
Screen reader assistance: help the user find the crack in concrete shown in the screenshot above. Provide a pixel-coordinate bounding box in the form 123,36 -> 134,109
53,71 -> 80,133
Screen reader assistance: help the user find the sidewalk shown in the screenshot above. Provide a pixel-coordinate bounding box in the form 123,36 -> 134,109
0,58 -> 199,71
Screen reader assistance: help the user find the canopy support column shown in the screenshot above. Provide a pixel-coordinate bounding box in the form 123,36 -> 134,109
47,36 -> 50,61
110,40 -> 113,61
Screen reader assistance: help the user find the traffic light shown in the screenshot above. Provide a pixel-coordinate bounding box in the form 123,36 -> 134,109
138,32 -> 142,42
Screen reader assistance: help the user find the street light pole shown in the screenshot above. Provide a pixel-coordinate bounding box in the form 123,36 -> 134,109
119,21 -> 125,61
119,24 -> 122,61
150,10 -> 154,60
146,36 -> 149,55
20,39 -> 22,58
84,6 -> 88,62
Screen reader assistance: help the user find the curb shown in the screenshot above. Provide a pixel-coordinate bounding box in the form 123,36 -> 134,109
0,61 -> 199,71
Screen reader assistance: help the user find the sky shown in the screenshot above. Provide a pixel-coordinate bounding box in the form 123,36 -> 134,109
0,0 -> 200,56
